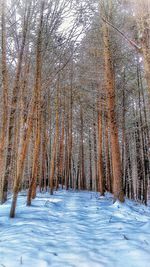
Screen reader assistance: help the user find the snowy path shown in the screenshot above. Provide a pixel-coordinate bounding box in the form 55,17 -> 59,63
0,191 -> 150,267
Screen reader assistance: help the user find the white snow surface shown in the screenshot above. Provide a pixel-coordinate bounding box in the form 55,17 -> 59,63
0,190 -> 150,267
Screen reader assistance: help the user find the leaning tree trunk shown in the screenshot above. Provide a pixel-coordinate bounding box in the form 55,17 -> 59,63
9,1 -> 44,218
3,5 -> 30,203
9,100 -> 36,218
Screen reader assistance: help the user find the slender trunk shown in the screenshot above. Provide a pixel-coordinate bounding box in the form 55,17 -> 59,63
68,86 -> 73,189
59,112 -> 65,187
80,105 -> 85,190
93,107 -> 98,191
65,93 -> 69,190
122,71 -> 126,194
97,100 -> 104,195
89,129 -> 93,191
104,110 -> 112,192
27,2 -> 44,205
4,5 -> 30,202
49,81 -> 59,195
0,0 -> 9,204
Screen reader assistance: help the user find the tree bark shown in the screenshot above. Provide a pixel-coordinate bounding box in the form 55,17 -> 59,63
102,19 -> 124,202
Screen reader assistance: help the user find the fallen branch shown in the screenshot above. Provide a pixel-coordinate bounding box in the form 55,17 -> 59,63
102,17 -> 142,52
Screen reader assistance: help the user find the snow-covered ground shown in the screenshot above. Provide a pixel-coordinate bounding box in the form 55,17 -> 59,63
0,190 -> 150,267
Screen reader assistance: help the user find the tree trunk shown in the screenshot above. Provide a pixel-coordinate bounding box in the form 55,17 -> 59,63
0,0 -> 9,204
80,105 -> 86,190
89,129 -> 93,191
104,110 -> 112,192
97,100 -> 104,195
102,20 -> 124,202
9,100 -> 36,217
49,80 -> 59,195
27,2 -> 44,205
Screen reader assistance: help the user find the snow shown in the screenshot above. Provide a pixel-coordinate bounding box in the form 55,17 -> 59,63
0,190 -> 150,267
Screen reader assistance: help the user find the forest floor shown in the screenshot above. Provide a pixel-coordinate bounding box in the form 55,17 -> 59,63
0,190 -> 150,267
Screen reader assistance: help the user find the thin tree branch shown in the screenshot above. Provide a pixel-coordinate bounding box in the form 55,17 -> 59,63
102,17 -> 142,52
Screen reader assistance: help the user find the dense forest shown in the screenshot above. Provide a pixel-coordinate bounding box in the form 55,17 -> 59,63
0,0 -> 149,220
0,1 -> 150,266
